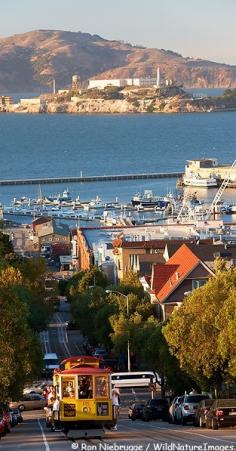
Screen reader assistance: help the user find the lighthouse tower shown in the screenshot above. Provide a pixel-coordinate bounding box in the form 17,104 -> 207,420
156,67 -> 160,88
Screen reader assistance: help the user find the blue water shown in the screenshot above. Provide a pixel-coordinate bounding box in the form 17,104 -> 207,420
0,112 -> 235,208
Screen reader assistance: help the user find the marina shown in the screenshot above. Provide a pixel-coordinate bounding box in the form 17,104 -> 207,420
2,183 -> 236,228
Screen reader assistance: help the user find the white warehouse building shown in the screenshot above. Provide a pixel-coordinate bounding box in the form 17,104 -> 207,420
88,68 -> 160,90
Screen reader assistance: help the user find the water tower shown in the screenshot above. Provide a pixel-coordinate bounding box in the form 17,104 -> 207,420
71,74 -> 80,90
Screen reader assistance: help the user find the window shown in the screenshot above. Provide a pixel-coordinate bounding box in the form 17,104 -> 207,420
95,376 -> 108,398
192,280 -> 206,290
62,378 -> 75,398
78,375 -> 93,399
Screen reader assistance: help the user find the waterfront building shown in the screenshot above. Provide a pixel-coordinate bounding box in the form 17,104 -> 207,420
20,98 -> 41,107
184,158 -> 236,182
0,96 -> 13,109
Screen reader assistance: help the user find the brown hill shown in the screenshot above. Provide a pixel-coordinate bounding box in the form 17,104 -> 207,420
0,30 -> 236,92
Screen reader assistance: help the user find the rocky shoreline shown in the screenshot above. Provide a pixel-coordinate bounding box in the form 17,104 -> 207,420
2,86 -> 236,115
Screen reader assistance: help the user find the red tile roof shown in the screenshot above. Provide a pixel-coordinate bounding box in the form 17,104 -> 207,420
151,263 -> 179,293
152,244 -> 204,302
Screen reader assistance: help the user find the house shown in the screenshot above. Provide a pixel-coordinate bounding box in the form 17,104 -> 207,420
32,216 -> 51,233
112,237 -> 210,282
34,219 -> 70,251
150,243 -> 216,320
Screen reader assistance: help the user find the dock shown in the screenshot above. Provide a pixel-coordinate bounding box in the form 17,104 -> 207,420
0,172 -> 183,186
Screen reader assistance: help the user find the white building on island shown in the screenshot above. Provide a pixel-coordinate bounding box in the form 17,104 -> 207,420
88,68 -> 161,90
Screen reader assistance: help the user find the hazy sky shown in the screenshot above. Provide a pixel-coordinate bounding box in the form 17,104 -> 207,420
1,0 -> 236,65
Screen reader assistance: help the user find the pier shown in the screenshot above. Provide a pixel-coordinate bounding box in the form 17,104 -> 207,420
0,172 -> 182,186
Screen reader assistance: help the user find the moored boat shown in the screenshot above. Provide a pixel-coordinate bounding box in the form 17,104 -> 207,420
131,190 -> 172,209
182,174 -> 218,188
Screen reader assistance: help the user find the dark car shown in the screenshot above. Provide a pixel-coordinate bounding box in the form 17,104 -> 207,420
142,398 -> 169,421
194,399 -> 214,427
65,320 -> 77,330
100,357 -> 118,371
10,408 -> 23,425
0,404 -> 11,434
206,399 -> 236,429
128,403 -> 145,421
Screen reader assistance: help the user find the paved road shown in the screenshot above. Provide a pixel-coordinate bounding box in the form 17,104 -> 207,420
40,300 -> 84,362
0,409 -> 236,451
4,301 -> 232,450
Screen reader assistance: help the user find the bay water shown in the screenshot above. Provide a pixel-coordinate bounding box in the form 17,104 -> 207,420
0,112 -> 235,209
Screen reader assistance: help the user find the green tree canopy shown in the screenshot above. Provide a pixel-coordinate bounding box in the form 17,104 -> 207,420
163,267 -> 236,394
0,286 -> 43,401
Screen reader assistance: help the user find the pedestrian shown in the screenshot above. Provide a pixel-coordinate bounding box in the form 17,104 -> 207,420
51,396 -> 60,431
47,387 -> 55,406
111,386 -> 120,431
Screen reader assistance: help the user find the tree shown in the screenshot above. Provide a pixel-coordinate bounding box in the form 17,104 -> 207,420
0,232 -> 14,256
0,286 -> 43,401
78,267 -> 108,293
130,317 -> 194,394
163,267 -> 236,395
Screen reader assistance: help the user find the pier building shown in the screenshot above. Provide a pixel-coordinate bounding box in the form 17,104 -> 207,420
184,158 -> 236,182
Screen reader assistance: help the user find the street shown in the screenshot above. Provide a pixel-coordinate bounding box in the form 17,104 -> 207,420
0,409 -> 236,450
1,300 -> 235,451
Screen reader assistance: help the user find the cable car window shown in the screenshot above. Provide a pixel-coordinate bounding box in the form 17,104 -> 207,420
62,378 -> 75,398
95,376 -> 108,398
78,375 -> 93,399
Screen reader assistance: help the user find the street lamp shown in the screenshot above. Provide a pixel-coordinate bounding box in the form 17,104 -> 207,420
105,290 -> 131,372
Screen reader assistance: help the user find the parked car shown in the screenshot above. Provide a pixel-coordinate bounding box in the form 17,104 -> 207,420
9,409 -> 18,427
169,396 -> 184,423
175,394 -> 211,425
0,416 -> 5,438
100,357 -> 118,371
0,404 -> 11,434
92,348 -> 107,358
142,398 -> 169,421
194,399 -> 214,427
23,383 -> 44,395
206,399 -> 236,429
10,393 -> 47,411
10,408 -> 23,425
128,403 -> 146,421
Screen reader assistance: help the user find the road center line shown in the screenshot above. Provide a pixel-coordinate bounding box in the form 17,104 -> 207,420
38,418 -> 51,451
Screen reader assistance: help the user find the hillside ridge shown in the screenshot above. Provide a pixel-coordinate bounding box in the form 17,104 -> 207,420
0,29 -> 236,92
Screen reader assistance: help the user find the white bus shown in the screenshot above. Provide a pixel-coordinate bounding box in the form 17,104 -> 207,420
43,353 -> 59,374
111,371 -> 160,389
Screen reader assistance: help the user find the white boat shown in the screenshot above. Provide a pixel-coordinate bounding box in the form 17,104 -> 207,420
131,190 -> 172,209
183,174 -> 217,188
229,204 -> 236,213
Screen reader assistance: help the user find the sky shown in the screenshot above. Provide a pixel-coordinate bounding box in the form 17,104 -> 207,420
1,0 -> 236,65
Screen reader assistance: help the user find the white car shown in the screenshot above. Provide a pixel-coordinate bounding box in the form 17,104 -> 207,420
169,396 -> 183,423
175,394 -> 211,425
